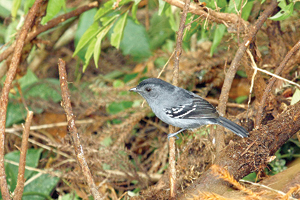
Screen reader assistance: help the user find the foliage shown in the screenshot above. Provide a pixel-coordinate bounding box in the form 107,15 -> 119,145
3,70 -> 62,127
2,149 -> 59,200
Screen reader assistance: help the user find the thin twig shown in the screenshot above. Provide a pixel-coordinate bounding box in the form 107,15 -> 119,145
4,159 -> 62,177
58,59 -> 103,200
216,0 -> 278,153
5,119 -> 95,133
8,131 -> 73,159
256,39 -> 300,126
0,1 -> 43,199
13,111 -> 33,200
163,0 -> 249,28
169,0 -> 190,198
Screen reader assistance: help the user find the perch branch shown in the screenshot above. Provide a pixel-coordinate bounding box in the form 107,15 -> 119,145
169,0 -> 190,198
181,99 -> 300,198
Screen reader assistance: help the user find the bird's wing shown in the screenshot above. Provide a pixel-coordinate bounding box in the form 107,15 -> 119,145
163,96 -> 219,119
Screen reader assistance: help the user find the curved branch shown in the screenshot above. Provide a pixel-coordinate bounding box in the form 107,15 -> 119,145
215,0 -> 278,152
256,39 -> 300,126
181,99 -> 300,198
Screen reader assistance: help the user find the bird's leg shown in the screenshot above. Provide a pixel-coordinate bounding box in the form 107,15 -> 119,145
167,129 -> 186,139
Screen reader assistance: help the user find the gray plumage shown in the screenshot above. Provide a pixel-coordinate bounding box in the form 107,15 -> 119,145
130,78 -> 249,138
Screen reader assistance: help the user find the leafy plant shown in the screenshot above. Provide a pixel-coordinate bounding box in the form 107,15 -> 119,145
3,149 -> 59,200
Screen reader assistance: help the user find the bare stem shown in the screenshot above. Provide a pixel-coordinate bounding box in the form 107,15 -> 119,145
58,59 -> 103,200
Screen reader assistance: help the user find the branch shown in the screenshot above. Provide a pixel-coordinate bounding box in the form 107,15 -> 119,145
0,1 -> 44,199
0,2 -> 99,63
181,99 -> 300,198
216,0 -> 278,152
163,0 -> 249,28
169,0 -> 190,198
256,39 -> 300,126
13,111 -> 33,200
58,59 -> 103,200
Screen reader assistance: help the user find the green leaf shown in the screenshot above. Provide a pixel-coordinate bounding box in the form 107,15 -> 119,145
210,24 -> 226,56
113,79 -> 124,88
74,8 -> 97,61
23,174 -> 59,200
94,0 -> 115,21
236,70 -> 247,78
24,0 -> 35,14
0,0 -> 14,18
5,149 -> 43,191
4,19 -> 18,43
83,37 -> 96,72
235,95 -> 248,104
104,70 -> 125,80
131,0 -> 140,23
158,0 -> 166,15
41,0 -> 66,25
269,1 -> 294,21
124,73 -> 138,83
148,12 -> 174,50
107,101 -> 133,114
101,137 -> 113,147
111,10 -> 129,49
11,0 -> 21,19
164,5 -> 178,31
242,172 -> 257,182
6,102 -> 27,127
291,89 -> 300,105
94,0 -> 132,21
73,22 -> 100,57
94,16 -> 118,68
94,36 -> 102,69
119,18 -> 151,60
18,69 -> 39,89
24,79 -> 62,102
241,0 -> 254,20
226,0 -> 242,13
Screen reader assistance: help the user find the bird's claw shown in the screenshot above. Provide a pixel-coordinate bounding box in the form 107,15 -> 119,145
167,133 -> 179,140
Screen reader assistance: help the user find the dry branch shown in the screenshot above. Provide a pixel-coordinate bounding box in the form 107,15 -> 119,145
13,111 -> 33,200
256,39 -> 300,126
180,99 -> 300,198
58,59 -> 103,200
0,1 -> 44,198
169,0 -> 191,198
163,0 -> 249,29
216,0 -> 278,152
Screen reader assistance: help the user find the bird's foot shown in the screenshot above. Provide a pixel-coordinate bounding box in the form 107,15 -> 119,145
167,129 -> 186,140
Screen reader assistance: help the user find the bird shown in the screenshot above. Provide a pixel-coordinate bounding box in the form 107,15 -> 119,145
129,78 -> 249,139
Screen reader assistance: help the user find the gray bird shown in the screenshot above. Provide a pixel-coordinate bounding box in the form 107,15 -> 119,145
129,78 -> 249,139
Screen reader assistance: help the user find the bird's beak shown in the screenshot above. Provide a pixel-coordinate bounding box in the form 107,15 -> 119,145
129,87 -> 138,92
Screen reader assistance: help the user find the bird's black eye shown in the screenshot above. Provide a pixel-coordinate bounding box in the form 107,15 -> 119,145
145,87 -> 151,92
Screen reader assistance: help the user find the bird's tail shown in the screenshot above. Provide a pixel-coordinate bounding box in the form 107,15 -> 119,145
216,116 -> 249,138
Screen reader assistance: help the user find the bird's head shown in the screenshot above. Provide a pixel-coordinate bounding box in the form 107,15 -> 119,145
129,78 -> 175,101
